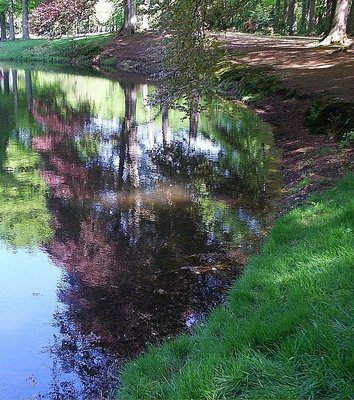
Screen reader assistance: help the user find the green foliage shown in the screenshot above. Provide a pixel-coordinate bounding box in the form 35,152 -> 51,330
154,0 -> 222,109
305,100 -> 354,140
249,2 -> 274,33
120,174 -> 354,399
0,0 -> 8,13
340,131 -> 354,147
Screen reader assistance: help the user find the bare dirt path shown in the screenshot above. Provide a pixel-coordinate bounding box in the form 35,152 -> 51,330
221,33 -> 354,208
97,32 -> 354,208
223,32 -> 354,101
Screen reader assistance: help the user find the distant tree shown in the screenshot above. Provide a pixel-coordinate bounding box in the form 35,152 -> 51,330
31,0 -> 97,37
0,0 -> 7,40
22,0 -> 30,38
8,0 -> 15,40
0,12 -> 6,41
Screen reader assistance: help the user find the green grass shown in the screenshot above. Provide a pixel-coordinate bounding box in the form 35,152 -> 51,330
119,174 -> 354,399
0,34 -> 113,65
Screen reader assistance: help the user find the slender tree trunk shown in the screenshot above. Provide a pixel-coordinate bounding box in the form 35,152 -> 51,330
300,0 -> 309,32
348,0 -> 354,33
121,0 -> 137,35
308,0 -> 316,33
22,0 -> 30,39
8,0 -> 15,40
0,12 -> 6,40
274,0 -> 282,32
320,0 -> 350,44
286,0 -> 297,34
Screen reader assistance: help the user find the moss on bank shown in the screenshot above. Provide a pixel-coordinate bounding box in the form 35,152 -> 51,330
0,34 -> 113,65
120,174 -> 354,399
216,62 -> 296,101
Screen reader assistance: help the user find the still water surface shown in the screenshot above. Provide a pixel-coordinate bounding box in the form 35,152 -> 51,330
0,66 -> 280,399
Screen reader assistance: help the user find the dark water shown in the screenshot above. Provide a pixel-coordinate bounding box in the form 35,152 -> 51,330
0,65 -> 280,399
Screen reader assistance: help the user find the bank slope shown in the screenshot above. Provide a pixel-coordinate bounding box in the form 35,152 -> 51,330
0,35 -> 113,65
120,174 -> 354,399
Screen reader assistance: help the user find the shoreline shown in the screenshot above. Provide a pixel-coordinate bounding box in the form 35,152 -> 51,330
1,34 -> 352,213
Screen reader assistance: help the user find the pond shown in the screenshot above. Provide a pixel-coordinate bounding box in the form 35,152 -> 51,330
0,65 -> 280,399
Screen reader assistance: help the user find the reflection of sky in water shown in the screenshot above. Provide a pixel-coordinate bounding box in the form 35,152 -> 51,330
81,115 -> 223,171
0,245 -> 62,399
0,244 -> 120,399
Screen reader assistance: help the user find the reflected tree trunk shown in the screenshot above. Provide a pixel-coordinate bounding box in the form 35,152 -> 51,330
117,129 -> 127,190
25,70 -> 33,110
0,12 -> 6,41
161,106 -> 171,148
11,69 -> 18,115
142,84 -> 154,148
3,70 -> 10,93
122,82 -> 139,189
189,96 -> 200,140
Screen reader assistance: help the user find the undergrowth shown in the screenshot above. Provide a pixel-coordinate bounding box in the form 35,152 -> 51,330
120,174 -> 354,399
305,100 -> 354,143
216,62 -> 296,101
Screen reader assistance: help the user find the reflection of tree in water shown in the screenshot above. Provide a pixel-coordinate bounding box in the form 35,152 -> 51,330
26,77 -> 236,398
0,70 -> 53,248
0,68 -> 279,398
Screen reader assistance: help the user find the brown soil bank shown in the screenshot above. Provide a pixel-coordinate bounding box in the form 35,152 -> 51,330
96,32 -> 354,208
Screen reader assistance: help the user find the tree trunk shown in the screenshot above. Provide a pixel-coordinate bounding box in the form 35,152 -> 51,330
12,69 -> 18,116
121,0 -> 137,35
22,0 -> 30,39
25,70 -> 33,110
122,82 -> 139,189
308,0 -> 316,33
348,0 -> 354,33
320,0 -> 350,44
3,70 -> 10,93
300,0 -> 309,32
161,107 -> 171,148
0,12 -> 6,41
286,0 -> 297,34
8,0 -> 15,40
189,96 -> 200,140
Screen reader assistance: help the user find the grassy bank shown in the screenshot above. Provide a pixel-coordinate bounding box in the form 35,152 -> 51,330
0,34 -> 113,65
120,174 -> 354,399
